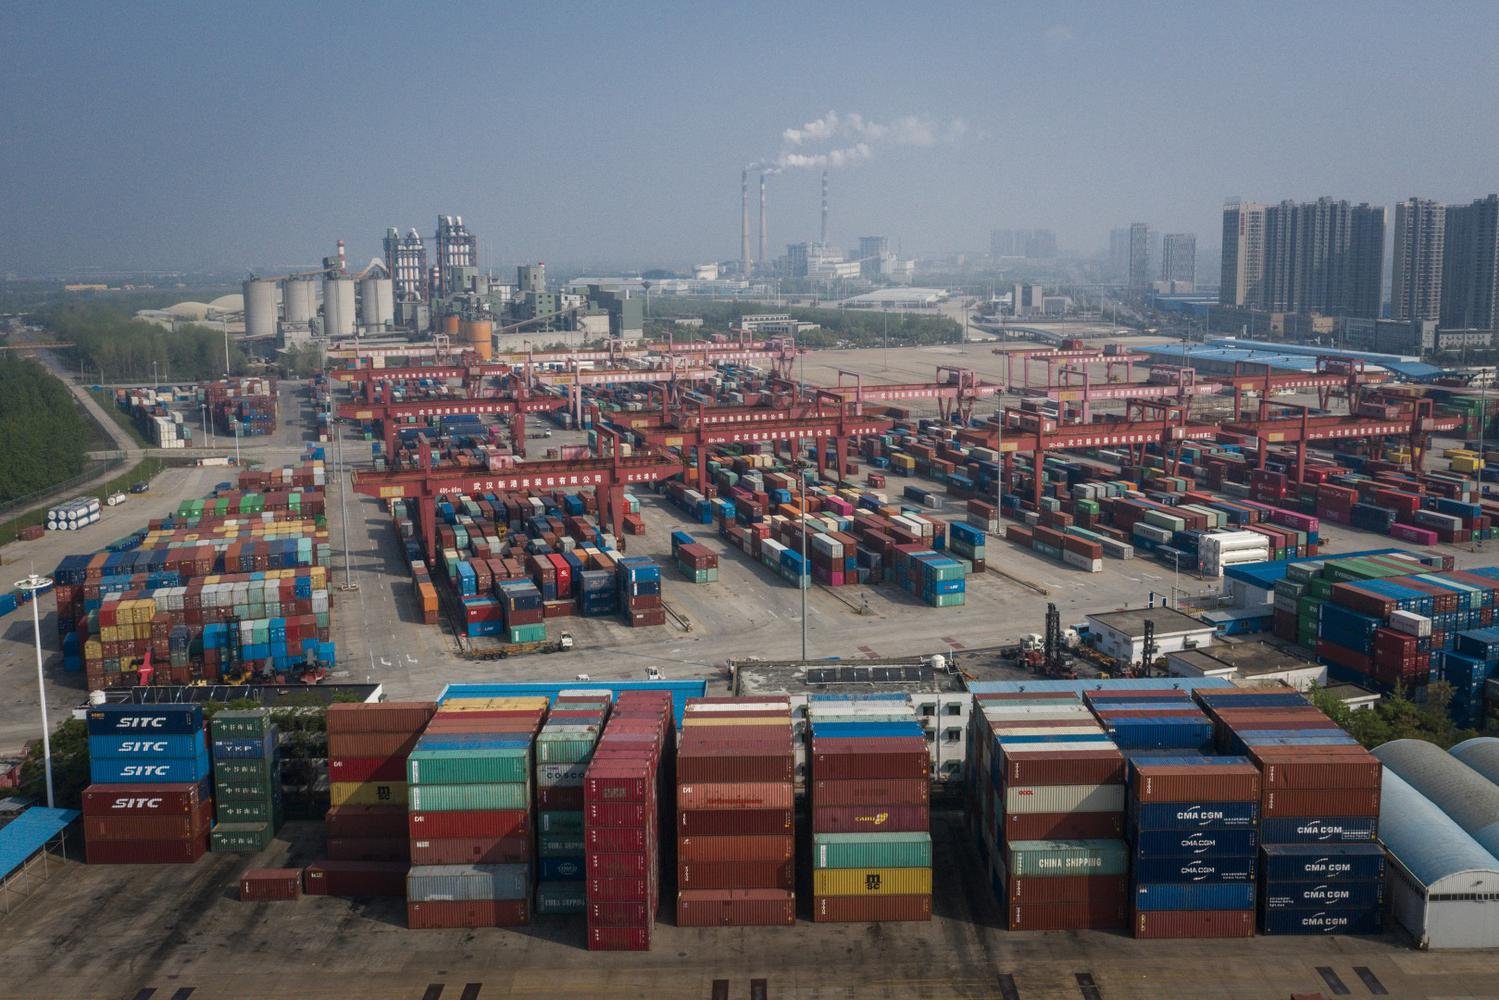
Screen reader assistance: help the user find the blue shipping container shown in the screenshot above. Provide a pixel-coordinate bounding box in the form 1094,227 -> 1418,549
89,755 -> 212,785
1259,816 -> 1378,844
1133,829 -> 1258,859
1258,844 -> 1386,882
1129,801 -> 1258,830
1261,880 -> 1383,910
88,733 -> 206,759
1132,856 -> 1256,883
1132,882 -> 1256,911
1258,906 -> 1382,935
85,704 -> 203,736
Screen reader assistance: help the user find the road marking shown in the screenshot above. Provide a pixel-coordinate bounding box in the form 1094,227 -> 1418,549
996,973 -> 1021,1000
1352,967 -> 1386,995
1315,967 -> 1351,996
169,991 -> 195,1000
1074,972 -> 1102,1000
711,981 -> 729,1000
130,991 -> 156,1000
421,986 -> 444,1000
458,985 -> 482,1000
749,980 -> 768,1000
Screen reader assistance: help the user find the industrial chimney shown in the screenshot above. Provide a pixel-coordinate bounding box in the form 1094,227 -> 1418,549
758,173 -> 768,272
820,170 -> 829,247
741,169 -> 752,277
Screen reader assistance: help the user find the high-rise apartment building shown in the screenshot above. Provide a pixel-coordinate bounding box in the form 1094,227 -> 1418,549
858,235 -> 889,261
383,227 -> 427,302
1161,234 -> 1197,285
1342,204 -> 1387,320
1391,198 -> 1446,322
1127,223 -> 1151,290
1108,227 -> 1132,282
1441,194 -> 1499,331
1220,202 -> 1266,307
991,228 -> 1057,258
434,215 -> 478,298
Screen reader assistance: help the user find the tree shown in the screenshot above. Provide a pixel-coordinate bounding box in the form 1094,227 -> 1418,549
14,720 -> 90,810
0,357 -> 92,504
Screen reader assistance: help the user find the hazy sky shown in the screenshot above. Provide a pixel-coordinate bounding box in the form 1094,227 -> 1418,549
4,1 -> 1498,276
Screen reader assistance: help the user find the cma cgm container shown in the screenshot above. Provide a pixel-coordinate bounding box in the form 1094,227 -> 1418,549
968,692 -> 1128,931
674,697 -> 795,925
406,696 -> 548,928
808,698 -> 931,922
83,704 -> 212,864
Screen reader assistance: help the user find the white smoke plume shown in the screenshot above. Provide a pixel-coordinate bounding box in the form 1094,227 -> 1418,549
751,110 -> 965,173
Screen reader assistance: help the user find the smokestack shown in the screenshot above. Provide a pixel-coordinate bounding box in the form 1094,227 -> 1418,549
758,173 -> 768,271
741,169 -> 752,277
820,170 -> 829,246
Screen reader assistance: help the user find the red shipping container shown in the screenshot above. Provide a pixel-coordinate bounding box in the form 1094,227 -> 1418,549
677,834 -> 794,864
81,783 -> 200,816
994,749 -> 1126,787
586,850 -> 650,878
328,756 -> 406,783
810,740 -> 930,779
997,874 -> 1129,906
1133,909 -> 1256,939
327,805 -> 409,839
683,803 -> 797,839
811,805 -> 929,834
326,837 -> 410,862
1249,748 -> 1382,790
537,785 -> 584,810
812,894 -> 931,922
584,772 -> 653,803
676,888 -> 795,927
326,732 -> 421,758
1002,811 -> 1124,841
676,782 -> 793,811
1007,899 -> 1128,931
302,860 -> 408,897
325,702 -> 436,735
1262,787 -> 1381,817
240,868 -> 302,902
408,835 -> 532,865
811,778 -> 929,807
408,809 -> 530,839
586,826 -> 651,852
587,900 -> 650,926
587,876 -> 650,902
586,801 -> 651,828
586,925 -> 651,950
83,815 -> 203,841
1131,763 -> 1261,803
407,899 -> 529,929
86,836 -> 206,865
678,859 -> 793,890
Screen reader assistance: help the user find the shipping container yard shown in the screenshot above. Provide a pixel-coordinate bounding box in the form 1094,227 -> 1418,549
10,340 -> 1499,998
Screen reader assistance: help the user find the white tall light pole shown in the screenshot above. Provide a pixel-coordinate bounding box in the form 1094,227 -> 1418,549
17,574 -> 55,809
800,464 -> 809,661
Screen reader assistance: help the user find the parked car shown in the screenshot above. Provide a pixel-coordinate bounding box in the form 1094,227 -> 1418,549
129,481 -> 150,494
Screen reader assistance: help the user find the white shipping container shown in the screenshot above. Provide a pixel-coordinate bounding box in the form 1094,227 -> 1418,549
1389,609 -> 1433,638
1062,549 -> 1103,573
1005,783 -> 1126,815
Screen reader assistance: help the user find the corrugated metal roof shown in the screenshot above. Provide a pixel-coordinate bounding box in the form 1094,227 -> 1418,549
1383,360 -> 1445,379
966,677 -> 1233,695
1379,770 -> 1499,889
0,806 -> 79,880
1222,548 -> 1408,589
1373,739 -> 1499,856
1206,338 -> 1421,364
1450,737 -> 1499,785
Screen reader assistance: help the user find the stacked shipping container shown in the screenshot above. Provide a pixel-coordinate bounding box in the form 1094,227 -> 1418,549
808,698 -> 933,922
617,556 -> 666,628
208,708 -> 283,853
585,690 -> 675,950
406,696 -> 548,928
325,702 -> 435,863
534,691 -> 612,914
676,697 -> 796,927
82,703 -> 212,864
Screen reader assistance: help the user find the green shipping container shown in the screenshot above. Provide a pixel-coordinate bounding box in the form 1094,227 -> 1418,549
535,883 -> 587,913
210,821 -> 275,853
215,777 -> 278,801
216,797 -> 283,825
408,749 -> 530,785
535,738 -> 599,765
537,831 -> 586,856
214,758 -> 276,783
408,782 -> 530,812
932,592 -> 966,608
1004,839 -> 1129,877
210,708 -> 273,739
813,832 -> 933,870
537,810 -> 583,834
508,623 -> 547,645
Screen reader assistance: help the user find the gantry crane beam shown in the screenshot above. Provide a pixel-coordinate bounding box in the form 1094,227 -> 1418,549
1226,357 -> 1392,418
1224,397 -> 1461,483
1003,349 -> 1152,390
350,433 -> 684,554
814,366 -> 1004,425
338,395 -> 568,459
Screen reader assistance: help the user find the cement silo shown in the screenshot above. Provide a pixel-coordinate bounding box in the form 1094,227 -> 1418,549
462,319 -> 494,360
242,278 -> 277,339
359,276 -> 395,329
282,276 -> 316,326
323,276 -> 356,338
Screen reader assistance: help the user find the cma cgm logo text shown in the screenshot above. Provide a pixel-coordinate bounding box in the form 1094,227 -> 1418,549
855,812 -> 889,826
121,765 -> 171,776
110,716 -> 167,728
113,797 -> 162,809
118,741 -> 170,753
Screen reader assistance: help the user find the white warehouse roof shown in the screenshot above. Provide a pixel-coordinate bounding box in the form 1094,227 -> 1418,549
1379,770 -> 1499,890
1373,739 -> 1499,857
1451,737 -> 1499,784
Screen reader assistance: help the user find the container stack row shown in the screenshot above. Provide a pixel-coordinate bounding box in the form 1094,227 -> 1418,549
808,697 -> 932,923
208,708 -> 283,853
325,702 -> 436,864
533,691 -> 612,915
970,692 -> 1128,931
82,703 -> 212,864
676,697 -> 795,927
584,690 -> 675,950
1196,688 -> 1386,935
617,556 -> 665,628
1128,756 -> 1260,939
406,696 -> 549,929
670,531 -> 720,584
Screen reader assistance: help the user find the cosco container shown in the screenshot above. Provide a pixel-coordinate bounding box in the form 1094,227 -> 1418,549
406,864 -> 530,902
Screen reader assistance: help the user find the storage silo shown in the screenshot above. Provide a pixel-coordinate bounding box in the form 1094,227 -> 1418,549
323,276 -> 356,338
462,319 -> 494,360
242,278 -> 277,339
283,276 -> 316,325
359,276 -> 395,329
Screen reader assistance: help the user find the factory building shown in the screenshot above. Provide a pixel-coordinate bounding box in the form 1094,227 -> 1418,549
383,227 -> 428,303
1084,607 -> 1216,667
434,215 -> 477,299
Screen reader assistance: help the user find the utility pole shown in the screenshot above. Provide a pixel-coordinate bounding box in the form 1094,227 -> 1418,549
334,408 -> 357,592
17,574 -> 55,809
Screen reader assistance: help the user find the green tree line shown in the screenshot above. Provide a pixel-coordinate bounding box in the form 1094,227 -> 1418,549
1309,681 -> 1483,750
0,356 -> 92,505
646,297 -> 961,349
39,301 -> 250,383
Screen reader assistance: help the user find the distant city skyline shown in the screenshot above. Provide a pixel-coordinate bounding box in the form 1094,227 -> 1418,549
3,3 -> 1499,275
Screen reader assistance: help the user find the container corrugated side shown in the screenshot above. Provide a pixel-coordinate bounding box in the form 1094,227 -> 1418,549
1134,909 -> 1255,939
812,832 -> 932,870
408,783 -> 529,812
811,893 -> 931,922
1005,840 -> 1129,877
812,868 -> 933,896
1004,783 -> 1125,814
676,888 -> 795,927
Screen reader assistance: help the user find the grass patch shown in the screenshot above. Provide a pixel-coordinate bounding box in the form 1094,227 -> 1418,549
0,456 -> 170,543
88,388 -> 150,449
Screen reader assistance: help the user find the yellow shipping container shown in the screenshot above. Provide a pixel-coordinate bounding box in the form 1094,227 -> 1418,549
813,868 -> 933,897
330,781 -> 408,807
439,696 -> 550,712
